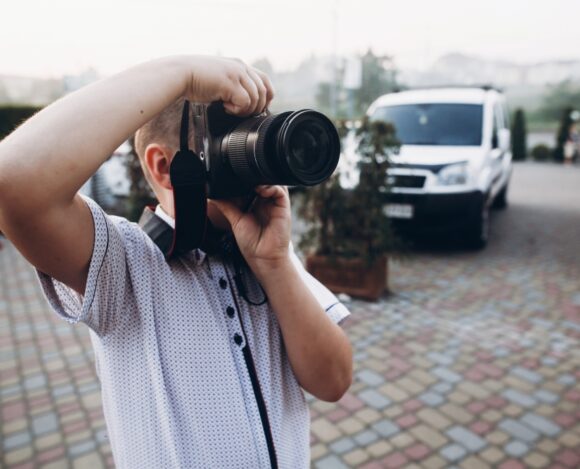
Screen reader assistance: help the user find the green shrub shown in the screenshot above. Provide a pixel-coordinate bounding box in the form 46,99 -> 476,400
0,106 -> 41,140
531,144 -> 552,161
511,109 -> 527,161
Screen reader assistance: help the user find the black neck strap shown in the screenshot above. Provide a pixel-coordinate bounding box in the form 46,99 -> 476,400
139,100 -> 208,259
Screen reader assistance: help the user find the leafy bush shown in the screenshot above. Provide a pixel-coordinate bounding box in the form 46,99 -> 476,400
299,118 -> 400,263
511,109 -> 527,161
531,144 -> 552,161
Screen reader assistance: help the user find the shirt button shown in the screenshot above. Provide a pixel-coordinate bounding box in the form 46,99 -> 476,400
233,333 -> 243,346
226,306 -> 235,318
219,277 -> 228,289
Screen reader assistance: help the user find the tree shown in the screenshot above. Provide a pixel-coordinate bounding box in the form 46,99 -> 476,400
538,81 -> 580,122
554,107 -> 574,163
511,109 -> 527,161
354,49 -> 398,117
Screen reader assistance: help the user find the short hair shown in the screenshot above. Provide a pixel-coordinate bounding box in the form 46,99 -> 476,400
134,98 -> 192,160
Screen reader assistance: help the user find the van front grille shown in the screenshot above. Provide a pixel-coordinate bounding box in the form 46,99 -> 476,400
388,175 -> 426,188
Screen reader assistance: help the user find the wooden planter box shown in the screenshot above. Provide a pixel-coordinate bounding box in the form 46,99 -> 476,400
306,254 -> 388,301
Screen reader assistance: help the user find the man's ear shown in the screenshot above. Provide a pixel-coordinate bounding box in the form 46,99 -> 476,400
144,143 -> 174,190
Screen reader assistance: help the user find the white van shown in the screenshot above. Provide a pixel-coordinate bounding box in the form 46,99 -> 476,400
366,86 -> 512,248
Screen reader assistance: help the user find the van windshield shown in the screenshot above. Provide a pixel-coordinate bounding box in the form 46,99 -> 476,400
370,103 -> 483,146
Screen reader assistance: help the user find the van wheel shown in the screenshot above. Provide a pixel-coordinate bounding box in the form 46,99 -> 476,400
492,184 -> 508,209
465,199 -> 490,249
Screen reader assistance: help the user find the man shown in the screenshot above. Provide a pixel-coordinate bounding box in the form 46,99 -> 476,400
0,55 -> 352,468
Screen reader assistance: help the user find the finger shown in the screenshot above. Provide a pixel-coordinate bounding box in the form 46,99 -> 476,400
223,86 -> 251,115
247,68 -> 267,114
252,68 -> 275,110
255,185 -> 288,206
238,72 -> 259,115
208,199 -> 244,230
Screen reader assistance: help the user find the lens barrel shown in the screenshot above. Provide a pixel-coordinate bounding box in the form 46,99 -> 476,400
224,110 -> 340,187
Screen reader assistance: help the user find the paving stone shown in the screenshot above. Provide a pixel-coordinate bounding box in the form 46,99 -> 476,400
68,439 -> 97,457
510,367 -> 542,384
379,383 -> 409,402
427,352 -> 454,366
431,382 -> 453,394
501,389 -> 536,408
330,437 -> 356,454
416,408 -> 451,430
358,389 -> 391,410
409,424 -> 448,449
371,419 -> 400,438
480,447 -> 505,464
432,367 -> 462,384
357,370 -> 385,387
71,452 -> 104,469
3,431 -> 31,450
419,392 -> 445,406
353,429 -> 379,446
446,425 -> 487,452
52,384 -> 75,398
366,440 -> 392,458
440,403 -> 474,424
498,419 -> 539,443
520,412 -> 561,436
440,443 -> 467,462
311,418 -> 343,443
32,412 -> 58,436
354,408 -> 381,424
343,448 -> 370,466
315,455 -> 349,469
311,443 -> 328,460
533,389 -> 558,404
460,455 -> 490,469
523,452 -> 549,468
23,373 -> 47,391
504,440 -> 530,457
556,374 -> 576,386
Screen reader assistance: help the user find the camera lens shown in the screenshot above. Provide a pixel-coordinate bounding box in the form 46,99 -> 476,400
286,119 -> 332,180
224,109 -> 340,188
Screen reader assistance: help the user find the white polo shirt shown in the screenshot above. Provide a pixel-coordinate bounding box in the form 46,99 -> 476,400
37,197 -> 350,469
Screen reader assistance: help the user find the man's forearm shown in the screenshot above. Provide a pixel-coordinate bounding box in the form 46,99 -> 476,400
0,57 -> 187,211
255,260 -> 353,402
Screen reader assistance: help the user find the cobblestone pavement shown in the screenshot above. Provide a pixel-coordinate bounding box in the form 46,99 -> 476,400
1,162 -> 579,468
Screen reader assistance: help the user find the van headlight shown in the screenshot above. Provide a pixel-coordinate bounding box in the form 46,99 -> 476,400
437,163 -> 469,186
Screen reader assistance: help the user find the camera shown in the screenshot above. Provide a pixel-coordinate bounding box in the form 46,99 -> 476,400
189,102 -> 341,199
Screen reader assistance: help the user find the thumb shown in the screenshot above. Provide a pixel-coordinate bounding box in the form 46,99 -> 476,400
209,199 -> 244,230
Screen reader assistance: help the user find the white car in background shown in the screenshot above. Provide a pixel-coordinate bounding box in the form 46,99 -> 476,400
366,86 -> 512,248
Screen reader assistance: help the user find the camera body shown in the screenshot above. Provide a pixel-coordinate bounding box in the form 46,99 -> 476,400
189,102 -> 340,199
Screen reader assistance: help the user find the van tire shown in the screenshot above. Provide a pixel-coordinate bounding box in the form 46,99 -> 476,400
492,184 -> 508,209
464,196 -> 490,249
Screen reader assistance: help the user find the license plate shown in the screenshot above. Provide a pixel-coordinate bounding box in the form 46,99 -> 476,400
384,204 -> 414,219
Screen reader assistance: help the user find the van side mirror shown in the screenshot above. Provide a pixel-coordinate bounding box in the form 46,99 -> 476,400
498,128 -> 510,153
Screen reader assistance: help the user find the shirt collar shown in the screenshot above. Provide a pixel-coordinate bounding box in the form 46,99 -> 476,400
154,205 -> 207,265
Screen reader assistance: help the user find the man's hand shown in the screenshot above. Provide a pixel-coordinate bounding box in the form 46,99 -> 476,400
212,187 -> 352,401
186,56 -> 274,116
210,185 -> 291,277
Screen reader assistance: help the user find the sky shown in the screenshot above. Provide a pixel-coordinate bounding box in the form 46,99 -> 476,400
2,0 -> 579,78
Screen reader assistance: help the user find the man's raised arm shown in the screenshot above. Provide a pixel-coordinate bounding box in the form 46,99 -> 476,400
0,56 -> 272,293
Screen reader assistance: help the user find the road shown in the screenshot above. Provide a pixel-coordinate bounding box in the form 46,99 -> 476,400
1,162 -> 579,468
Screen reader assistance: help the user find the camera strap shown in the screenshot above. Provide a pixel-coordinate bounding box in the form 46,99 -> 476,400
139,100 -> 208,259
